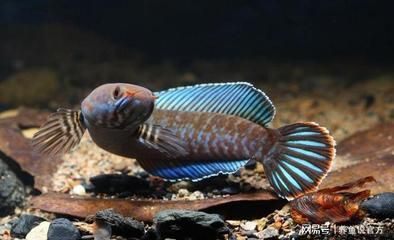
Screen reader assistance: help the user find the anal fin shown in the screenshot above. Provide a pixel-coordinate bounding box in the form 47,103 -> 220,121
149,159 -> 250,182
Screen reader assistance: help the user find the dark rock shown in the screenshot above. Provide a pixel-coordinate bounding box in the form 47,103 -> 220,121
362,94 -> 375,109
89,174 -> 150,194
361,192 -> 394,219
154,209 -> 229,240
93,222 -> 112,240
93,209 -> 144,238
135,171 -> 150,179
244,160 -> 257,170
81,182 -> 96,192
220,185 -> 240,195
10,214 -> 46,238
47,218 -> 80,240
0,158 -> 25,216
141,228 -> 158,240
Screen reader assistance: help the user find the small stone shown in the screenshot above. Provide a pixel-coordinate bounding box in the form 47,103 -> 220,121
11,214 -> 46,238
166,181 -> 192,192
188,190 -> 205,200
240,221 -> 257,231
254,163 -> 265,174
177,188 -> 190,198
70,185 -> 86,195
255,226 -> 279,239
256,218 -> 267,231
26,221 -> 50,240
154,209 -> 229,239
244,160 -> 257,170
94,209 -> 144,238
220,185 -> 240,195
94,222 -> 112,240
272,221 -> 282,230
361,192 -> 394,219
47,218 -> 80,240
226,220 -> 241,227
73,221 -> 94,234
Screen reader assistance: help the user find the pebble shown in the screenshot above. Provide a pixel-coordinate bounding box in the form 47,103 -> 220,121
243,160 -> 257,170
226,220 -> 241,227
255,226 -> 279,239
176,188 -> 190,198
11,214 -> 46,238
154,209 -> 229,239
188,190 -> 205,200
70,184 -> 86,195
25,221 -> 50,240
47,218 -> 80,240
240,221 -> 257,231
256,218 -> 267,231
220,185 -> 240,195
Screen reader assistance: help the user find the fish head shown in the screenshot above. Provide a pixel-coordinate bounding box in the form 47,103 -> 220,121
81,83 -> 156,129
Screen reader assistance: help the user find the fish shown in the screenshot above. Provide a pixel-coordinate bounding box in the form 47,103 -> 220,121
32,82 -> 336,199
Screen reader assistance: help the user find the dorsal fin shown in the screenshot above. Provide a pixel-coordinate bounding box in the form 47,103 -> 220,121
154,82 -> 275,126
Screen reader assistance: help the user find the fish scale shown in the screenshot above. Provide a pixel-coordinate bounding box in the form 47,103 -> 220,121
149,109 -> 265,161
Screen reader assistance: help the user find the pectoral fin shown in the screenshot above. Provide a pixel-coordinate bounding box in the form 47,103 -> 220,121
32,108 -> 86,155
136,123 -> 188,158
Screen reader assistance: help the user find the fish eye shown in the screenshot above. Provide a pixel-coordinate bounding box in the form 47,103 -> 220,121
113,86 -> 122,100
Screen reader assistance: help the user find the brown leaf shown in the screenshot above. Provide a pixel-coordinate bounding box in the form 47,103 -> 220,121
0,126 -> 63,191
0,108 -> 49,128
322,123 -> 394,193
30,191 -> 278,221
290,177 -> 374,224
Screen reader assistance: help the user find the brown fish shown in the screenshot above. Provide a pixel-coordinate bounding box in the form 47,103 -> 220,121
32,82 -> 336,199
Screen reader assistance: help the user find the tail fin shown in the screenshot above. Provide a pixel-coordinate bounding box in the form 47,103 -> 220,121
263,122 -> 336,200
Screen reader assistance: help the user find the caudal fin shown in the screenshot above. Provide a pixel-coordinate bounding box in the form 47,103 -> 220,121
263,122 -> 336,200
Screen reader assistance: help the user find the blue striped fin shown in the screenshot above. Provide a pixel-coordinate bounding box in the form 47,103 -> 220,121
154,82 -> 275,126
147,159 -> 249,182
262,122 -> 336,199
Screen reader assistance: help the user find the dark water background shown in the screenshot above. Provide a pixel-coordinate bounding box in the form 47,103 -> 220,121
0,1 -> 393,108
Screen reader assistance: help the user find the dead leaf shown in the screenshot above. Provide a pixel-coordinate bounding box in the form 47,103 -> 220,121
290,177 -> 374,224
0,126 -> 63,191
30,191 -> 279,221
0,108 -> 49,128
322,123 -> 394,193
0,108 -> 62,191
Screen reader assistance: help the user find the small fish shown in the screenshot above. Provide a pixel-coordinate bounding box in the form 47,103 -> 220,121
32,82 -> 336,199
